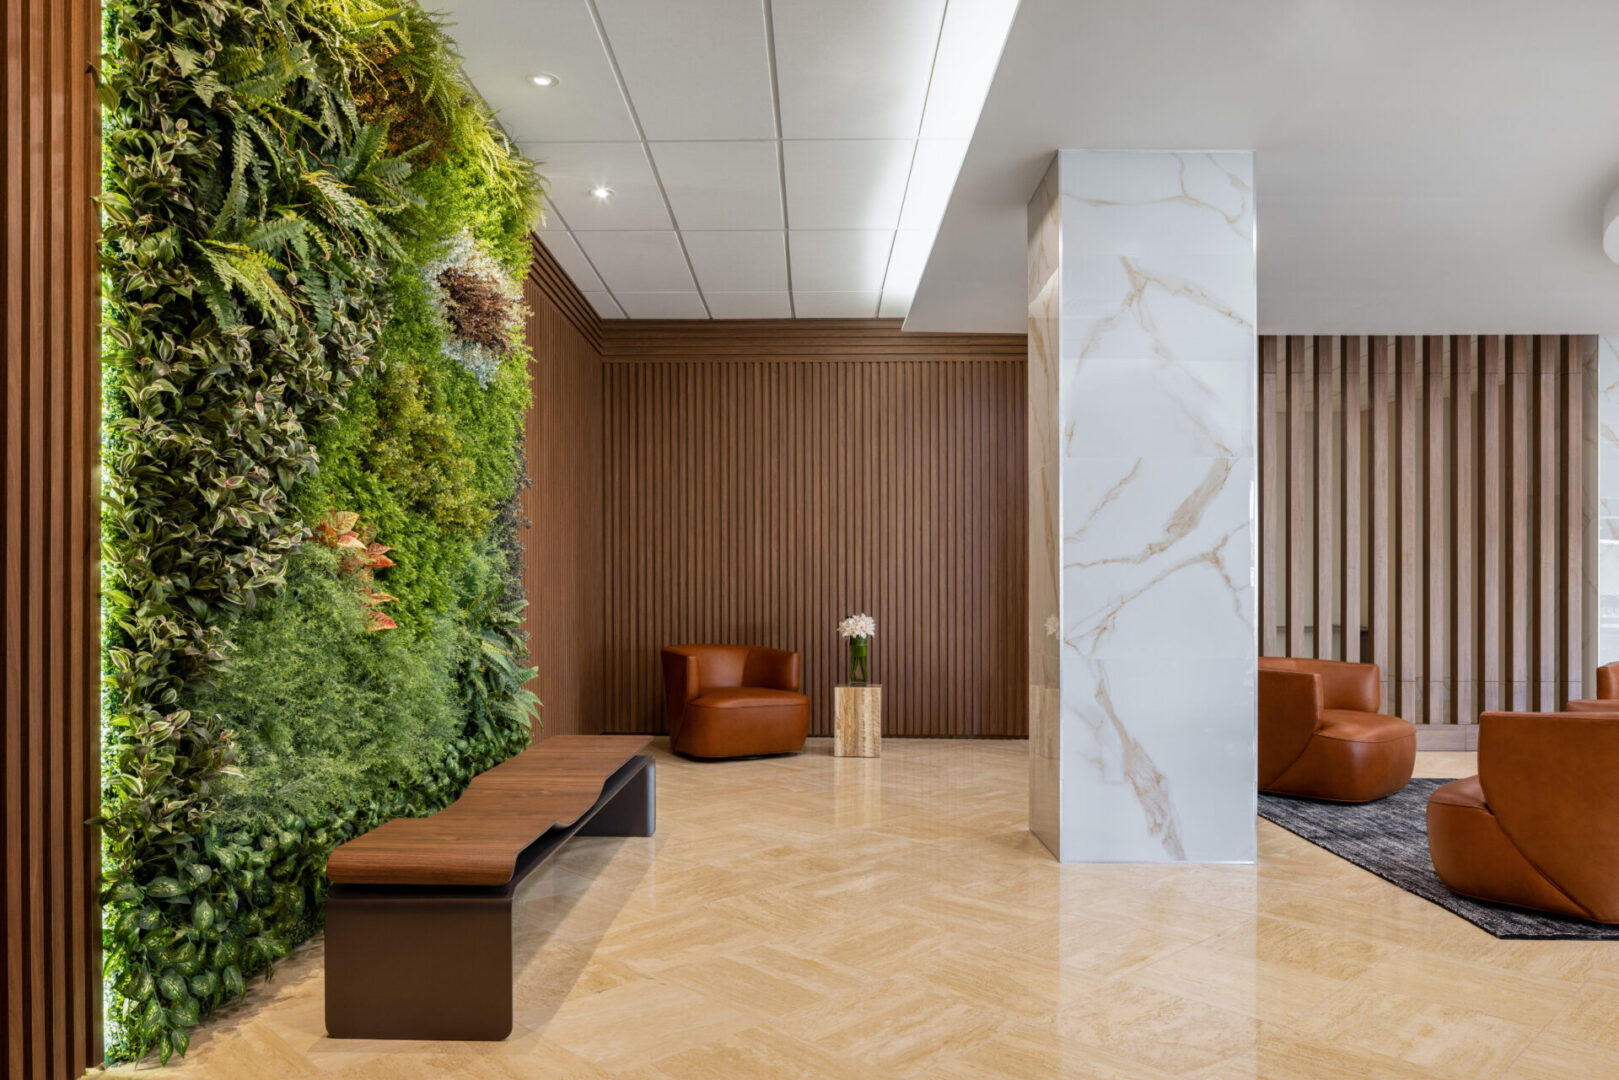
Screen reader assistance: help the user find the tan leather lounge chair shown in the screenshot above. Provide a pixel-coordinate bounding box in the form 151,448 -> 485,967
1428,709 -> 1619,923
661,644 -> 810,759
1257,657 -> 1416,802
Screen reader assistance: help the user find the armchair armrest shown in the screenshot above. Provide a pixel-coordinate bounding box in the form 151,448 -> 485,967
1597,662 -> 1619,700
743,647 -> 801,693
661,648 -> 701,733
1258,668 -> 1323,788
1562,699 -> 1619,714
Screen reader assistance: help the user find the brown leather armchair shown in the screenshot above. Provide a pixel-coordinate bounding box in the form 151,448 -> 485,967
1599,661 -> 1619,699
661,644 -> 810,759
1429,710 -> 1619,923
1257,657 -> 1416,802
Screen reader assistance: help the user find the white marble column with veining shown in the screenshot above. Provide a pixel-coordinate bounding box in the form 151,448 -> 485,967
1027,150 -> 1258,863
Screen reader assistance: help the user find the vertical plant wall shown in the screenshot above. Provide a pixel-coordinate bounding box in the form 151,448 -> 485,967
99,0 -> 542,1061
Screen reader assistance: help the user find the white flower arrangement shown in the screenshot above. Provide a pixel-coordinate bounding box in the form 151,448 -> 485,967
837,613 -> 876,639
420,229 -> 526,388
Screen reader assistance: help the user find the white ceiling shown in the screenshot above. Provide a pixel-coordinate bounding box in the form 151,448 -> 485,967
440,0 -> 1018,319
907,0 -> 1619,334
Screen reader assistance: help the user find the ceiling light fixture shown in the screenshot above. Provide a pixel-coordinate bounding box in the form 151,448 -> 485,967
528,72 -> 559,88
590,185 -> 613,200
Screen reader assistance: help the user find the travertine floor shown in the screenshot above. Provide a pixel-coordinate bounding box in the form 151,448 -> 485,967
101,740 -> 1619,1079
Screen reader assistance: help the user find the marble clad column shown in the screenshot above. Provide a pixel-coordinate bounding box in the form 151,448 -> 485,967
1028,151 -> 1257,863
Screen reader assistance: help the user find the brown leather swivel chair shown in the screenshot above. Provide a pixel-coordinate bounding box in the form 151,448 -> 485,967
662,644 -> 810,759
1429,710 -> 1619,923
1257,657 -> 1416,802
1584,660 -> 1619,702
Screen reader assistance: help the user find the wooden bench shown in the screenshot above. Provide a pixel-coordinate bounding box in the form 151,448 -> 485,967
323,734 -> 655,1040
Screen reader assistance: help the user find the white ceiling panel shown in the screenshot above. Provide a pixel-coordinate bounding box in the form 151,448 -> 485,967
784,140 -> 914,230
681,231 -> 788,293
651,142 -> 783,230
705,292 -> 793,318
772,0 -> 947,139
792,291 -> 880,318
443,0 -> 1008,317
446,0 -> 636,143
538,232 -> 605,292
528,142 -> 671,231
595,0 -> 776,140
615,292 -> 711,319
574,231 -> 695,292
583,291 -> 626,318
789,231 -> 894,292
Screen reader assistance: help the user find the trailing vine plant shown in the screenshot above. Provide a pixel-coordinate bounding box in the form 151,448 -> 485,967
100,0 -> 540,1062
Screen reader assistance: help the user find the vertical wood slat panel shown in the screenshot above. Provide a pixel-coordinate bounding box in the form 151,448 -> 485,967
1538,336 -> 1560,710
596,323 -> 1027,737
1453,336 -> 1476,728
1259,338 -> 1280,657
1397,336 -> 1421,721
1567,336 -> 1586,702
1314,336 -> 1335,658
1482,336 -> 1504,712
1509,336 -> 1532,711
1259,334 -> 1596,730
522,238 -> 607,737
1287,336 -> 1309,656
1370,337 -> 1392,707
1424,337 -> 1448,724
1340,337 -> 1362,663
2,0 -> 102,1070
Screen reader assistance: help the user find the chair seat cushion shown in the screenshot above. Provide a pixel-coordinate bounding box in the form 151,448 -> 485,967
690,687 -> 810,709
1318,709 -> 1417,743
1428,773 -> 1487,809
1263,710 -> 1415,802
676,687 -> 811,759
1428,776 -> 1592,920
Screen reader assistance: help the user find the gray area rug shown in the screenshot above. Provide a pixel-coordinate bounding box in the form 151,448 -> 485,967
1258,778 -> 1619,940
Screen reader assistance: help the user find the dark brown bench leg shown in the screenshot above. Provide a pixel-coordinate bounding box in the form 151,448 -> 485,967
577,757 -> 656,837
324,888 -> 513,1040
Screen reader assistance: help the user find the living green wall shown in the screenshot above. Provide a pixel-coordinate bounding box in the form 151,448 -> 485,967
99,0 -> 542,1061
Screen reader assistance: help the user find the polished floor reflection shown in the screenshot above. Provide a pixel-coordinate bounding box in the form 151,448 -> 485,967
103,740 -> 1619,1078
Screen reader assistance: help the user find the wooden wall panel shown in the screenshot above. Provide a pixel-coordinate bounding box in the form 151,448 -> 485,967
1259,335 -> 1595,729
1,0 -> 103,1072
597,323 -> 1027,738
520,238 -> 606,736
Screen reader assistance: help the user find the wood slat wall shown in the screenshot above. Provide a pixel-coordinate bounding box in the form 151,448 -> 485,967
520,238 -> 607,736
1258,335 -> 1597,729
2,0 -> 104,1073
597,322 -> 1028,737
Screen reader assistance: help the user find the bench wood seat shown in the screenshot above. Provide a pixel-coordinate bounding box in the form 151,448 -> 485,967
327,734 -> 654,886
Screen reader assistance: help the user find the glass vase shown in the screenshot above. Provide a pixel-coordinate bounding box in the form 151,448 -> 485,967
848,637 -> 869,685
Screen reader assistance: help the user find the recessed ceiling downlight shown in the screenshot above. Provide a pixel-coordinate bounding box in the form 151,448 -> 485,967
528,72 -> 559,88
590,185 -> 613,200
1606,187 -> 1619,266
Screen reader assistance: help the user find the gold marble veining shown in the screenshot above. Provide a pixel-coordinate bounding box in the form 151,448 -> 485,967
100,740 -> 1619,1079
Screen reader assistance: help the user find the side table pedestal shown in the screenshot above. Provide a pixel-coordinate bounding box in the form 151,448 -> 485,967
833,684 -> 882,758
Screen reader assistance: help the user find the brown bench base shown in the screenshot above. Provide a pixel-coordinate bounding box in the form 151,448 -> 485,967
324,755 -> 655,1040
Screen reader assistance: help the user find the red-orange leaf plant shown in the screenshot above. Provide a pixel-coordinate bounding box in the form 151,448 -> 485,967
313,510 -> 399,631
